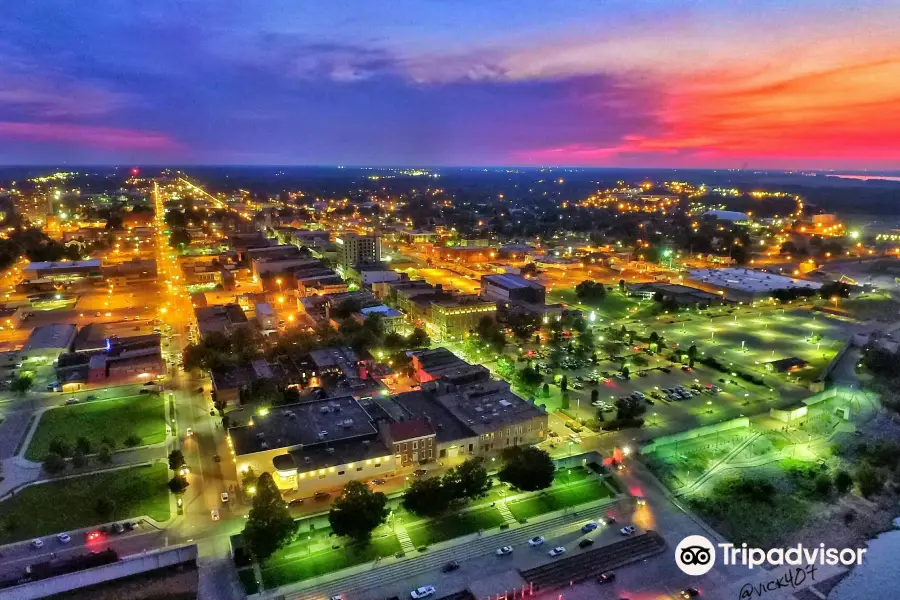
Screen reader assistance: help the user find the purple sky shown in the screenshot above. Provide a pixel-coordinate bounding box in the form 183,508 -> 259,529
1,1 -> 899,168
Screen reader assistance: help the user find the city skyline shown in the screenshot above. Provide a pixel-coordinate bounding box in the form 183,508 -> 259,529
2,0 -> 899,169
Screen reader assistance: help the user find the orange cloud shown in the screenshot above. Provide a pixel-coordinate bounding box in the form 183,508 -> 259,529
517,53 -> 900,167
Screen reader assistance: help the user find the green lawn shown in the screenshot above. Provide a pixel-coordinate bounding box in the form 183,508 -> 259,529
507,476 -> 613,521
0,463 -> 170,544
406,504 -> 505,548
26,394 -> 166,460
259,529 -> 401,588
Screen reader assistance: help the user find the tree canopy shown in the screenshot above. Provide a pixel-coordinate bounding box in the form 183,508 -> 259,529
498,446 -> 554,491
328,480 -> 389,542
242,472 -> 297,562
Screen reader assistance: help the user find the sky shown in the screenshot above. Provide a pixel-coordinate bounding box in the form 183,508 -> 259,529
1,0 -> 899,169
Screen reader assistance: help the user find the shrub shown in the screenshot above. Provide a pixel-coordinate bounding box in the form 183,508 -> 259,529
42,452 -> 67,474
124,434 -> 141,447
48,438 -> 72,458
834,469 -> 853,494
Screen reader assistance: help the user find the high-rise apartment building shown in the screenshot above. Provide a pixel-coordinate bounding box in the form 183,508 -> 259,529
337,234 -> 381,268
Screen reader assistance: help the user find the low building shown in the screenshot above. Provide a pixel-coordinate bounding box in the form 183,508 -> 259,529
309,346 -> 363,386
687,267 -> 823,302
345,262 -> 401,286
426,295 -> 497,341
22,323 -> 77,363
481,273 -> 545,305
381,418 -> 436,466
228,396 -> 396,494
255,303 -> 278,331
411,348 -> 491,385
194,304 -> 249,338
356,305 -> 405,334
22,259 -> 102,284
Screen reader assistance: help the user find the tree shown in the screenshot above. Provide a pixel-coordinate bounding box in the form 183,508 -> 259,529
328,481 -> 389,542
855,462 -> 883,498
402,477 -> 449,517
242,473 -> 297,562
169,228 -> 191,248
10,374 -> 33,395
75,437 -> 93,456
42,452 -> 67,474
618,279 -> 626,292
97,446 -> 113,465
168,475 -> 190,494
498,446 -> 554,491
444,457 -> 491,501
621,365 -> 630,379
616,396 -> 646,420
687,344 -> 698,368
241,467 -> 259,494
814,472 -> 833,498
542,383 -> 550,398
48,438 -> 72,458
559,375 -> 568,393
591,389 -> 599,404
72,449 -> 87,469
834,469 -> 853,494
515,365 -> 543,390
407,328 -> 430,349
168,449 -> 186,472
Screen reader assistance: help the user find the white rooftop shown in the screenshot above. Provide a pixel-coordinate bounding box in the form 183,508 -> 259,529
688,268 -> 823,293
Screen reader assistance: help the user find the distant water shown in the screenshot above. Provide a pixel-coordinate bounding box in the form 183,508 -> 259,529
828,174 -> 900,182
829,517 -> 900,600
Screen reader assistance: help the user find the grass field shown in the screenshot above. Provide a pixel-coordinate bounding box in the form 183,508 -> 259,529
405,504 -> 506,548
507,476 -> 613,521
259,529 -> 401,588
549,288 -> 655,322
0,463 -> 170,544
26,394 -> 166,460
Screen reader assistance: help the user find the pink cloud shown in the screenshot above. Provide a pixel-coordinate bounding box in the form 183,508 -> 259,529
0,121 -> 181,151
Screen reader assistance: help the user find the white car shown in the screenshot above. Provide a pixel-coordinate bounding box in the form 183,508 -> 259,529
221,492 -> 230,503
185,427 -> 193,437
549,546 -> 566,557
57,533 -> 71,544
31,539 -> 44,549
620,526 -> 636,536
411,585 -> 436,599
496,545 -> 513,556
211,509 -> 220,521
527,535 -> 545,547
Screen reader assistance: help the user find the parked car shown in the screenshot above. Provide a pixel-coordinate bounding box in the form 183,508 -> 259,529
410,585 -> 436,599
314,491 -> 330,501
527,536 -> 545,547
620,526 -> 636,536
413,469 -> 428,477
549,546 -> 566,557
578,539 -> 594,549
636,497 -> 647,506
371,479 -> 386,485
496,546 -> 514,556
65,397 -> 79,405
221,492 -> 230,503
442,560 -> 460,573
112,522 -> 125,534
289,498 -> 305,506
185,427 -> 193,436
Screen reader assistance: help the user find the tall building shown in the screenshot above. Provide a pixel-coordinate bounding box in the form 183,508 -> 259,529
14,193 -> 53,224
337,234 -> 380,269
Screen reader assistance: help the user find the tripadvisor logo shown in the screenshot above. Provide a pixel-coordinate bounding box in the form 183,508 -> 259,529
675,535 -> 867,576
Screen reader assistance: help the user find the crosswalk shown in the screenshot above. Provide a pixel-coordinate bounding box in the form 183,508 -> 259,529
395,525 -> 416,554
496,502 -> 516,524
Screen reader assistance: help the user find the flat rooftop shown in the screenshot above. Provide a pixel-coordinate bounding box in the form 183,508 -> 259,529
437,380 -> 545,436
273,436 -> 392,474
228,395 -> 377,456
482,273 -> 543,291
23,323 -> 77,351
24,259 -> 102,272
309,346 -> 359,369
688,268 -> 823,293
386,390 -> 475,443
